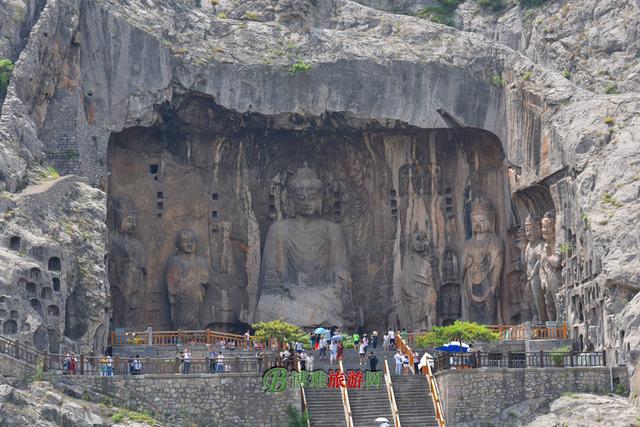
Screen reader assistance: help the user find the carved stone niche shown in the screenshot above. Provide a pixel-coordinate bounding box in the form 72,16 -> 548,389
106,96 -> 510,332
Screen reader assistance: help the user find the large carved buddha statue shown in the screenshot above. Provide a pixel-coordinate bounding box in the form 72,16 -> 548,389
540,212 -> 562,321
255,162 -> 355,328
524,214 -> 547,322
462,196 -> 504,324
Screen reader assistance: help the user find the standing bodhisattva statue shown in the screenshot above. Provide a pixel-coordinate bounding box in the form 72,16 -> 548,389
255,162 -> 356,328
540,212 -> 562,321
524,214 -> 547,322
166,229 -> 210,330
462,196 -> 504,324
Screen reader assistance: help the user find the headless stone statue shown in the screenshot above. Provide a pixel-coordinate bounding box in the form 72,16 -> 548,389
442,248 -> 459,284
109,198 -> 146,327
166,229 -> 210,330
255,162 -> 355,328
524,214 -> 547,322
400,230 -> 437,331
462,197 -> 504,324
540,212 -> 562,321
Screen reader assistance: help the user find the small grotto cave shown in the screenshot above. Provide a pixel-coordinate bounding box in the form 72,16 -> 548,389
106,94 -> 535,334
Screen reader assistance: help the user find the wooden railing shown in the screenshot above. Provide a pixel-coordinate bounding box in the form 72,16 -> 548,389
488,323 -> 567,341
296,359 -> 311,427
396,334 -> 446,427
0,335 -> 42,365
384,359 -> 401,427
338,360 -> 354,427
110,329 -> 273,349
432,350 -> 606,372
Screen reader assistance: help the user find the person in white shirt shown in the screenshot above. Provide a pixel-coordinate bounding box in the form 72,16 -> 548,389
359,342 -> 366,366
389,329 -> 396,349
393,350 -> 403,375
182,348 -> 191,374
306,354 -> 314,372
329,341 -> 337,365
383,334 -> 390,351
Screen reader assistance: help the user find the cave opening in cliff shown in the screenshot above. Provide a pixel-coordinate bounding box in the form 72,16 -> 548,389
106,95 -> 519,334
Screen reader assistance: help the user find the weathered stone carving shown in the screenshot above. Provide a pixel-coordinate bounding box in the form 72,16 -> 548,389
166,229 -> 210,330
462,197 -> 504,324
442,248 -> 459,284
109,198 -> 146,327
255,162 -> 355,328
400,230 -> 437,331
540,212 -> 562,321
524,214 -> 547,322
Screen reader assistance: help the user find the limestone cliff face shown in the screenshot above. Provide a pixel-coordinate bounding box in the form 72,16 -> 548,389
0,0 -> 637,391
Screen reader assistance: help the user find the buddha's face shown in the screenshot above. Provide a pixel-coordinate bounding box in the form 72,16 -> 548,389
525,221 -> 541,242
412,232 -> 428,254
178,231 -> 196,254
541,218 -> 555,242
291,181 -> 322,218
471,213 -> 491,234
118,212 -> 137,235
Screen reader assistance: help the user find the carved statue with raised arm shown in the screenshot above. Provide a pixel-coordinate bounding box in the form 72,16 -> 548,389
166,229 -> 210,330
462,196 -> 504,324
524,214 -> 547,322
255,162 -> 356,328
540,212 -> 562,321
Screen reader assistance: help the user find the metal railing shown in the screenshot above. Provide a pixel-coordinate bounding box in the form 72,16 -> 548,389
383,359 -> 401,427
487,323 -> 567,341
109,329 -> 271,349
395,334 -> 446,427
338,360 -> 354,427
432,350 -> 606,372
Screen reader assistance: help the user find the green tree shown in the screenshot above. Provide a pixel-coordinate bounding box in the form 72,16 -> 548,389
252,319 -> 307,346
0,59 -> 15,100
414,321 -> 499,348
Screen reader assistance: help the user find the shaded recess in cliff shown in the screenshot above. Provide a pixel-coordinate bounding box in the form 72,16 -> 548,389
103,93 -> 522,332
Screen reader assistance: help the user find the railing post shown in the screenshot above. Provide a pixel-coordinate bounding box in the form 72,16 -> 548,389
80,355 -> 85,375
570,351 -> 574,367
539,350 -> 544,368
602,350 -> 607,366
147,327 -> 153,347
115,356 -> 120,375
43,351 -> 49,372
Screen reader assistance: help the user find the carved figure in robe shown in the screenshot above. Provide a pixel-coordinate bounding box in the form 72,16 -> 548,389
442,248 -> 459,284
255,162 -> 355,328
400,230 -> 437,331
462,197 -> 504,324
524,214 -> 546,322
540,212 -> 562,321
166,229 -> 210,330
109,198 -> 146,327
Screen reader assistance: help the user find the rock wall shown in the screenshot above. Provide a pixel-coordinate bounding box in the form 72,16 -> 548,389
53,373 -> 298,427
435,366 -> 628,426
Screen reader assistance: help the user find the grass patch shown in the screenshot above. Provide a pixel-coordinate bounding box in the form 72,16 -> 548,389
491,74 -> 505,87
0,58 -> 14,100
562,69 -> 571,79
521,0 -> 549,7
243,11 -> 260,21
477,0 -> 506,12
111,410 -> 157,425
416,0 -> 464,26
558,242 -> 572,255
601,192 -> 622,208
604,82 -> 619,94
522,71 -> 533,81
40,166 -> 60,180
217,12 -> 228,19
604,116 -> 615,125
289,61 -> 312,76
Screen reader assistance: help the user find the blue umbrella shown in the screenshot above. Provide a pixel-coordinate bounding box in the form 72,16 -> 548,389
314,327 -> 328,334
436,341 -> 470,353
331,334 -> 343,341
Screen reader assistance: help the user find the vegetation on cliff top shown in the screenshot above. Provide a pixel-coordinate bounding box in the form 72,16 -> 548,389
0,59 -> 15,100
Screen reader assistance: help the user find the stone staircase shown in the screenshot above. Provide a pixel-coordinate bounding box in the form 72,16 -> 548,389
305,388 -> 346,427
391,375 -> 439,427
349,386 -> 393,426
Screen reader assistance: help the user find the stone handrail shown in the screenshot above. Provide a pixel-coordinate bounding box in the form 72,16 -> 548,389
383,358 -> 401,427
396,334 -> 446,427
487,322 -> 567,340
338,360 -> 354,427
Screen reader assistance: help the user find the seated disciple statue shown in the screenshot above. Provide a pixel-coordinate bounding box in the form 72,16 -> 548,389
166,229 -> 210,330
255,162 -> 355,328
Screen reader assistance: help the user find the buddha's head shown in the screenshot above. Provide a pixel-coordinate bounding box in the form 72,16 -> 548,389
470,196 -> 495,235
113,198 -> 137,235
177,229 -> 197,254
412,230 -> 430,254
541,211 -> 556,243
524,214 -> 542,242
288,162 -> 323,218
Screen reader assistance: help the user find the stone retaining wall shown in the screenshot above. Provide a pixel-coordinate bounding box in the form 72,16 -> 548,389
435,366 -> 628,425
53,372 -> 299,427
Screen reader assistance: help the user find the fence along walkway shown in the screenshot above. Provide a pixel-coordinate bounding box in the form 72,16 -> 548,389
432,350 -> 606,372
109,329 -> 271,349
0,334 -> 263,376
